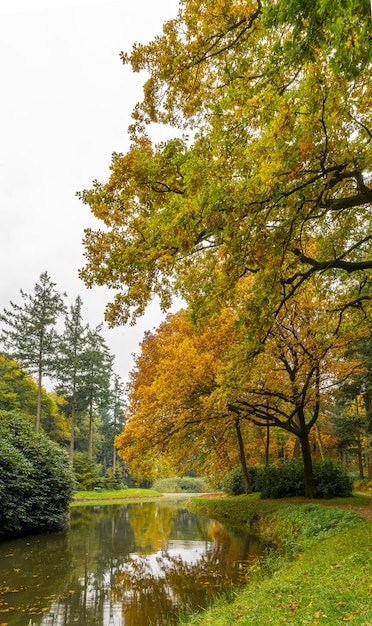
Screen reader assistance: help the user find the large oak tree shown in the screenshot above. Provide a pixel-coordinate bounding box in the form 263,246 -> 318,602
79,0 -> 371,338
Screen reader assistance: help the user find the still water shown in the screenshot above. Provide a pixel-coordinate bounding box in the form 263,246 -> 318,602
0,498 -> 264,625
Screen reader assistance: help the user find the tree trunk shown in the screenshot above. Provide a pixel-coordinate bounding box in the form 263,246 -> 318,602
88,397 -> 93,459
36,366 -> 42,432
265,419 -> 270,468
70,393 -> 76,466
300,431 -> 315,498
234,417 -> 250,494
314,423 -> 325,460
367,438 -> 372,481
292,415 -> 301,458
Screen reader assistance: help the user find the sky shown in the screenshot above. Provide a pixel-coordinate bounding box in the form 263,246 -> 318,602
0,0 -> 180,387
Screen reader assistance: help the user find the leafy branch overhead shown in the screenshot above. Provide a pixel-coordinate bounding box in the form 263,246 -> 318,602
79,0 -> 371,335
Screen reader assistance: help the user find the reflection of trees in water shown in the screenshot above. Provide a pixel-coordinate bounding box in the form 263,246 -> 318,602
0,504 -> 263,626
127,502 -> 177,553
114,522 -> 263,626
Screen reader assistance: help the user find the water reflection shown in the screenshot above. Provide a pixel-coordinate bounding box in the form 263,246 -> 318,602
0,501 -> 263,625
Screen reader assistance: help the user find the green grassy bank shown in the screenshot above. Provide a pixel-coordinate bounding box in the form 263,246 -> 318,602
71,488 -> 162,506
182,495 -> 372,625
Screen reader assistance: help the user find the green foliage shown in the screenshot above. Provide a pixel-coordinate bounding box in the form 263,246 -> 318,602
153,476 -> 211,493
73,451 -> 104,490
222,460 -> 353,499
0,272 -> 66,430
221,465 -> 265,496
0,411 -> 76,537
312,460 -> 353,498
259,459 -> 353,499
104,467 -> 127,490
354,478 -> 372,493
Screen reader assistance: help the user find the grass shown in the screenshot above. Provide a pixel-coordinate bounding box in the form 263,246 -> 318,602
180,495 -> 372,625
71,488 -> 162,506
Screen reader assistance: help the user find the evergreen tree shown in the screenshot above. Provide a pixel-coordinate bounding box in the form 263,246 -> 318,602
334,335 -> 372,479
104,374 -> 126,472
0,272 -> 66,431
80,324 -> 113,459
54,296 -> 88,464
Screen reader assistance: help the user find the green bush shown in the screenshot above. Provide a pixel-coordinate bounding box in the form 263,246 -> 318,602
260,459 -> 305,498
354,478 -> 372,493
73,452 -> 104,490
260,459 -> 353,498
313,460 -> 353,498
153,476 -> 211,493
221,465 -> 265,495
222,460 -> 353,499
0,411 -> 76,538
104,467 -> 127,490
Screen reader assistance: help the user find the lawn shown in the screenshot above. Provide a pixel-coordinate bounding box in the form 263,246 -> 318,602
71,488 -> 162,506
182,495 -> 372,625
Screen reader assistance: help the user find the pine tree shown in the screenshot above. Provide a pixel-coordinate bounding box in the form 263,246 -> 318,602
54,296 -> 88,464
80,324 -> 113,459
0,272 -> 66,431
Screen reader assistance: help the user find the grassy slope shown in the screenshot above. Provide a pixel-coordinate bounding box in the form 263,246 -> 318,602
183,496 -> 372,625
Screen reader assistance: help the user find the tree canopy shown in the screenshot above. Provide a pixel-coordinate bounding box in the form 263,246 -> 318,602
77,0 -> 372,493
0,272 -> 66,430
79,0 -> 371,340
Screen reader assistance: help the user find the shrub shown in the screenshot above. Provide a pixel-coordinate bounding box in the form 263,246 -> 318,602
0,411 -> 76,538
221,460 -> 353,499
153,476 -> 211,493
353,478 -> 372,493
313,460 -> 353,498
260,459 -> 305,498
221,465 -> 265,496
73,452 -> 104,490
260,459 -> 353,499
104,467 -> 127,490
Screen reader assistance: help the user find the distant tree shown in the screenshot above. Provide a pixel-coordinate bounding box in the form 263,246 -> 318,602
0,272 -> 66,431
116,309 -> 259,486
98,373 -> 127,472
54,296 -> 88,464
80,324 -> 113,459
333,334 -> 372,478
0,353 -> 67,438
0,353 -> 38,415
0,410 -> 76,538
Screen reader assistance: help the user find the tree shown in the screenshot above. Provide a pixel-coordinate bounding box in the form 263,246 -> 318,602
78,0 -> 371,339
100,373 -> 127,472
212,275 -> 368,497
0,410 -> 75,538
118,281 -> 365,496
333,334 -> 372,478
116,310 -> 262,486
54,296 -> 88,464
0,353 -> 68,440
0,272 -> 66,431
80,324 -> 113,459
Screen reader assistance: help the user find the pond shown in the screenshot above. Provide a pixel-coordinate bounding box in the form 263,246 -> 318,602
0,498 -> 265,625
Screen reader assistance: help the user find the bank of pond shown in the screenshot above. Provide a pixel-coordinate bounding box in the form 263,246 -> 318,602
0,492 -> 370,625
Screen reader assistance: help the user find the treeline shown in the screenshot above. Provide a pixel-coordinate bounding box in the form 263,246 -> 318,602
118,307 -> 372,495
0,272 -> 126,487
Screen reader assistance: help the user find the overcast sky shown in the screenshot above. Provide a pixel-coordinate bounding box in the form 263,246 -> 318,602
0,0 -> 180,386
